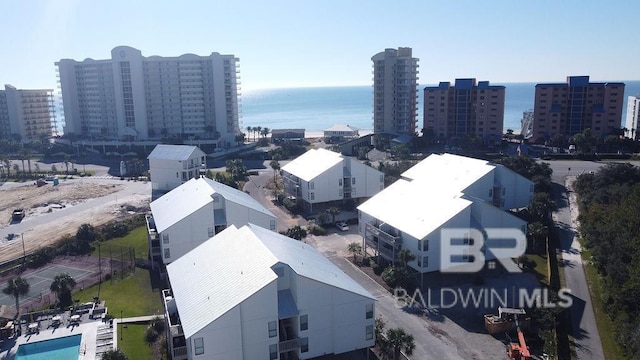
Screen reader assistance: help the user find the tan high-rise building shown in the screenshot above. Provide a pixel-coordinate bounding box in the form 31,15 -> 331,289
0,85 -> 55,142
371,48 -> 419,137
532,76 -> 625,143
423,79 -> 504,144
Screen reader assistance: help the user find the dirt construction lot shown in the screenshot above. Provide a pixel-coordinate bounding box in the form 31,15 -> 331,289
0,178 -> 151,264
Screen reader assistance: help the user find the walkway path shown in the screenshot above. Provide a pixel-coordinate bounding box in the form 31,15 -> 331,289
553,176 -> 604,360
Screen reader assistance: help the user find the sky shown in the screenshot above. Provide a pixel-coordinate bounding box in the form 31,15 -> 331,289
1,0 -> 639,91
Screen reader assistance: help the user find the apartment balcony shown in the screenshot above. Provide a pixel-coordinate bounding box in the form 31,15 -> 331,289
365,222 -> 401,248
279,337 -> 307,353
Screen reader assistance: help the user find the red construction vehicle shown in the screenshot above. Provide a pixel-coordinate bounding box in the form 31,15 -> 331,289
507,320 -> 531,360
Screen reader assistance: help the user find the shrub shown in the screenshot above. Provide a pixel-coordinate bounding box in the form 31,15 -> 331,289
145,326 -> 159,343
381,266 -> 408,288
27,247 -> 54,268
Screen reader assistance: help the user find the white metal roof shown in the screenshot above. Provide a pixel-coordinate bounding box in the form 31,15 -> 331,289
358,178 -> 472,239
167,224 -> 375,338
281,148 -> 344,182
147,144 -> 206,161
150,177 -> 274,233
324,124 -> 359,133
358,154 -> 498,239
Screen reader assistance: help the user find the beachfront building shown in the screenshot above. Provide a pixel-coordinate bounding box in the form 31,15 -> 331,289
358,153 -> 532,277
147,144 -> 207,192
371,48 -> 419,145
163,224 -> 376,360
423,79 -> 505,145
281,148 -> 384,214
271,129 -> 305,144
531,76 -> 625,143
0,85 -> 55,142
323,124 -> 359,143
625,95 -> 640,140
56,46 -> 241,147
145,177 -> 276,268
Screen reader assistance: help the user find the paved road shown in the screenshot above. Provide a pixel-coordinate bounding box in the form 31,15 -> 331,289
548,161 -> 611,360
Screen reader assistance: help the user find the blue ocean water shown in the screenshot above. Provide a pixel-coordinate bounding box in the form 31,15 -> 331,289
242,81 -> 640,134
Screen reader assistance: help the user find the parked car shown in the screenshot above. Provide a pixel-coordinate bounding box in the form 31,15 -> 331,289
336,222 -> 349,231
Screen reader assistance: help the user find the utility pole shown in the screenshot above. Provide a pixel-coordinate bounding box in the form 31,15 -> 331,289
21,233 -> 26,267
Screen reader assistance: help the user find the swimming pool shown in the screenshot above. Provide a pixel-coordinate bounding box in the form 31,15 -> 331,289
15,334 -> 82,360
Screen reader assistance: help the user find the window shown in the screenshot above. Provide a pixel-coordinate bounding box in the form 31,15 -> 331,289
300,337 -> 309,353
380,174 -> 384,182
164,248 -> 170,259
352,178 -> 356,185
208,227 -> 214,237
339,178 -> 342,186
310,192 -> 315,201
269,344 -> 277,360
489,188 -> 493,197
270,220 -> 276,231
268,321 -> 277,338
309,181 -> 314,189
421,256 -> 429,268
300,315 -> 308,331
501,187 -> 506,195
176,172 -> 179,178
194,337 -> 204,355
366,325 -> 374,340
162,233 -> 169,244
420,239 -> 429,251
182,171 -> 187,181
366,303 -> 373,319
339,189 -> 343,197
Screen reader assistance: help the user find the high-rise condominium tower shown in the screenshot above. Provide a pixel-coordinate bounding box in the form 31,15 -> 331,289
532,76 -> 624,142
423,78 -> 505,143
0,85 -> 55,142
371,47 -> 419,137
56,46 -> 241,148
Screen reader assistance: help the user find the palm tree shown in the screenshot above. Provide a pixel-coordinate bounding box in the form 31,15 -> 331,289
3,277 -> 30,317
101,349 -> 128,360
327,207 -> 341,224
246,126 -> 253,142
50,273 -> 77,308
527,221 -> 548,253
386,327 -> 415,360
63,154 -> 71,174
396,248 -> 415,270
3,159 -> 11,177
255,126 -> 262,142
261,127 -> 270,139
347,242 -> 362,263
270,158 -> 281,188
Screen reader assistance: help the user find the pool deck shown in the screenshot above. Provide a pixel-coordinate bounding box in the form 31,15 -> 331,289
0,314 -> 108,360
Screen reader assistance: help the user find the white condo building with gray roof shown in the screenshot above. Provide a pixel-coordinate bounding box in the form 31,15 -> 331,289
163,224 -> 376,360
147,144 -> 207,192
281,148 -> 384,213
358,153 -> 533,275
146,177 -> 276,267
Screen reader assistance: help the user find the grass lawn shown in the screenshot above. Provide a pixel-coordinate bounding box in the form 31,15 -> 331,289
118,323 -> 156,360
523,253 -> 549,286
91,226 -> 149,260
581,248 -> 627,360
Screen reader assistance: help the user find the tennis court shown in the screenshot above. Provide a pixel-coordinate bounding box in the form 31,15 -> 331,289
0,264 -> 94,308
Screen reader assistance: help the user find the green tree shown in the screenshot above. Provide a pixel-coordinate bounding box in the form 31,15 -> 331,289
261,127 -> 270,139
569,128 -> 599,153
269,158 -> 281,186
246,126 -> 253,142
76,223 -> 98,242
280,226 -> 307,240
50,273 -> 77,308
528,192 -> 557,223
347,242 -> 362,262
327,207 -> 341,224
234,133 -> 245,146
101,349 -> 128,360
2,277 -> 30,317
385,327 -> 415,360
527,221 -> 548,253
396,248 -> 415,270
255,126 -> 262,142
